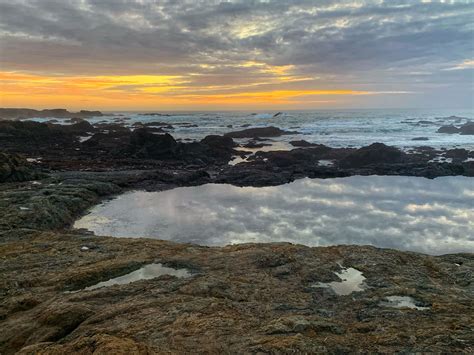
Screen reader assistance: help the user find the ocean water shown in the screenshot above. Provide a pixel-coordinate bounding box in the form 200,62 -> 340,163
74,175 -> 474,255
32,109 -> 474,150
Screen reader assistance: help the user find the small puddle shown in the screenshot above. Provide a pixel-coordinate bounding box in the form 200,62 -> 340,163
381,296 -> 430,310
312,267 -> 366,295
318,159 -> 335,167
76,263 -> 191,292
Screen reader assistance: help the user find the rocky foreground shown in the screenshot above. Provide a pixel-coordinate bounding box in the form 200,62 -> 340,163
0,118 -> 473,353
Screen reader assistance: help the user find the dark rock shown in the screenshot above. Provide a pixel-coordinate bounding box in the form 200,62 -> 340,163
290,140 -> 319,147
339,143 -> 405,168
459,122 -> 474,135
200,135 -> 235,150
56,121 -> 96,134
437,125 -> 460,134
0,152 -> 37,183
93,123 -> 130,133
243,140 -> 271,149
444,149 -> 469,161
412,137 -> 430,141
224,126 -> 298,138
128,129 -> 178,159
0,108 -> 102,120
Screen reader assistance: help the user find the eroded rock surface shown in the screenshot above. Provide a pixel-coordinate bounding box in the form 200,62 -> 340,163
0,229 -> 472,354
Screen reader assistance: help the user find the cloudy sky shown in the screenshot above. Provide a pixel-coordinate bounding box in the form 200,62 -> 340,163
0,0 -> 473,110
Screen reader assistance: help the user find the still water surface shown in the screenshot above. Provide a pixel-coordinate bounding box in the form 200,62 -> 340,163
74,176 -> 474,255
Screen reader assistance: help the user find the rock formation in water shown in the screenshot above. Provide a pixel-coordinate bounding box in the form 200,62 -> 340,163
224,126 -> 298,138
437,122 -> 474,135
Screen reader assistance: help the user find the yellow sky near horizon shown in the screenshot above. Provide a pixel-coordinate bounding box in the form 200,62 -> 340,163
0,69 -> 408,111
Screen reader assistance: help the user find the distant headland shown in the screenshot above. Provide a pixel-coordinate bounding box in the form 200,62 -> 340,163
0,108 -> 103,121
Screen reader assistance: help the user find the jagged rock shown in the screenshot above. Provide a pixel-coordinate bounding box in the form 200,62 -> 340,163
224,126 -> 298,138
128,129 -> 179,159
0,152 -> 37,183
290,140 -> 320,147
339,143 -> 405,168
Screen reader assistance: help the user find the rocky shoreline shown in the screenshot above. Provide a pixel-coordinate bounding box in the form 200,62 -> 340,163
0,118 -> 473,353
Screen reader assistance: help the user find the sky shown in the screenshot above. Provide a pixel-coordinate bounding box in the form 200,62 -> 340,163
0,0 -> 473,111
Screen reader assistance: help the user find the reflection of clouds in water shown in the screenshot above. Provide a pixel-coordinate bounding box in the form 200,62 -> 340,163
73,176 -> 474,255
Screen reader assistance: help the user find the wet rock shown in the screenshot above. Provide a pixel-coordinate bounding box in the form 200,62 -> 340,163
55,120 -> 96,134
242,140 -> 271,148
437,125 -> 460,134
459,122 -> 474,135
200,135 -> 235,150
128,129 -> 179,159
411,137 -> 430,141
224,126 -> 298,138
290,140 -> 320,147
82,130 -> 131,151
0,152 -> 37,183
339,143 -> 405,168
444,148 -> 469,162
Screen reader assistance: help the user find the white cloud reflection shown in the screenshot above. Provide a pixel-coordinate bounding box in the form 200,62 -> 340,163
74,176 -> 474,255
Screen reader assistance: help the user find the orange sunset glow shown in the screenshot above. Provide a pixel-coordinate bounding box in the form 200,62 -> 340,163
0,69 -> 403,110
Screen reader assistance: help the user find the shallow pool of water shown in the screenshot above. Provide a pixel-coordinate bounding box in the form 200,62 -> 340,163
381,296 -> 430,310
80,263 -> 191,291
73,176 -> 474,255
312,267 -> 366,295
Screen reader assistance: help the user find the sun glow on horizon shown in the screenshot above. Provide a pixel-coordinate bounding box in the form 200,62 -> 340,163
0,70 -> 412,110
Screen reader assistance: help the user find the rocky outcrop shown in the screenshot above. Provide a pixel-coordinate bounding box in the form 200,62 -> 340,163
128,129 -> 179,159
437,122 -> 474,135
0,152 -> 37,183
459,122 -> 474,135
224,126 -> 298,138
290,140 -> 322,147
437,125 -> 460,134
339,143 -> 405,168
0,226 -> 472,354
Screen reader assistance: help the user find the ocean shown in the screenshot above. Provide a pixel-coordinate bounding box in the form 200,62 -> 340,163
30,108 -> 474,151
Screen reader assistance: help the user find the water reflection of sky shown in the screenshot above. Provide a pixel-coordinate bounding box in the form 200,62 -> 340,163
74,176 -> 474,255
